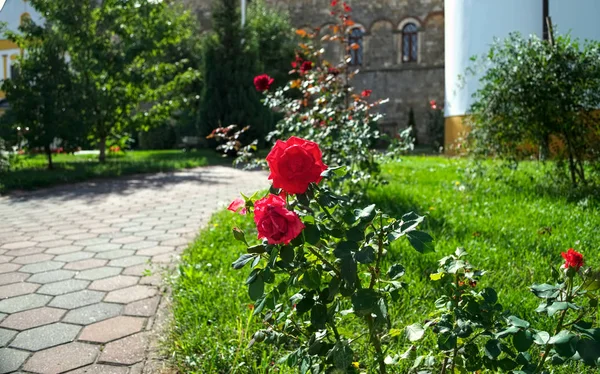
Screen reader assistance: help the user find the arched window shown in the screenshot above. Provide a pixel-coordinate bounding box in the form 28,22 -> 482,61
402,23 -> 418,63
348,27 -> 364,66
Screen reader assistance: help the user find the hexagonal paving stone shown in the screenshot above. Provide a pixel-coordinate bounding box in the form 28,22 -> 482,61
45,245 -> 83,255
0,307 -> 65,331
22,342 -> 99,374
0,264 -> 21,274
0,347 -> 30,374
124,296 -> 160,317
110,235 -> 145,245
37,239 -> 74,249
0,328 -> 17,346
122,241 -> 158,251
67,364 -> 128,374
78,316 -> 145,343
88,275 -> 139,292
75,267 -> 122,281
104,285 -> 157,304
108,256 -> 150,268
1,241 -> 38,250
34,234 -> 64,243
19,261 -> 65,273
5,247 -> 46,257
64,259 -> 107,271
49,290 -> 105,309
63,303 -> 123,325
11,254 -> 54,265
0,255 -> 14,264
136,246 -> 174,256
84,243 -> 122,253
10,323 -> 81,351
74,238 -> 111,247
0,294 -> 51,314
0,314 -> 5,323
0,282 -> 39,298
28,269 -> 76,284
0,272 -> 29,286
54,251 -> 95,263
121,264 -> 150,276
98,332 -> 148,365
37,279 -> 90,296
94,250 -> 135,260
64,233 -> 98,241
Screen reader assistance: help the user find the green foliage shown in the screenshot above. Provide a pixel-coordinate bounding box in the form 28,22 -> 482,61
0,150 -> 225,193
1,21 -> 82,169
468,31 -> 600,187
198,0 -> 272,142
28,0 -> 201,162
427,102 -> 444,152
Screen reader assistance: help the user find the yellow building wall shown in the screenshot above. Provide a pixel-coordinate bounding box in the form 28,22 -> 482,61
0,40 -> 21,99
444,115 -> 469,155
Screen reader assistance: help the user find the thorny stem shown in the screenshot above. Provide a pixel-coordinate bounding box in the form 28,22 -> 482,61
307,246 -> 342,279
367,316 -> 387,374
369,216 -> 384,289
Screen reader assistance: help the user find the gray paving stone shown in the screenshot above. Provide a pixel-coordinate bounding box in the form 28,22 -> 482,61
95,250 -> 135,260
10,323 -> 81,351
49,290 -> 105,309
63,303 -> 123,325
54,251 -> 95,263
74,238 -> 111,246
0,347 -> 30,374
108,256 -> 150,268
75,267 -> 122,281
84,243 -> 122,253
0,328 -> 16,346
0,314 -> 5,323
0,294 -> 51,313
37,279 -> 90,296
122,241 -> 158,251
27,269 -> 76,284
19,261 -> 65,273
45,245 -> 84,255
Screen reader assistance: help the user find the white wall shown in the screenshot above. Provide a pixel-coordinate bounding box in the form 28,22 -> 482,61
444,0 -> 543,117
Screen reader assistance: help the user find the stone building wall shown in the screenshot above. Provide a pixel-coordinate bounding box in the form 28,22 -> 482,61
184,0 -> 445,144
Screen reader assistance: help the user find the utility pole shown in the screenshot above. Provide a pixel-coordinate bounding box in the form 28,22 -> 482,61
542,0 -> 549,40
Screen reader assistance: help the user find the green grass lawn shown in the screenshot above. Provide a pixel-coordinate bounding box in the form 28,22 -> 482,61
169,156 -> 600,373
0,149 -> 230,193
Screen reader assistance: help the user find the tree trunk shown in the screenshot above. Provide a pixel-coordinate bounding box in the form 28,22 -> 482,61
45,145 -> 54,170
98,136 -> 106,163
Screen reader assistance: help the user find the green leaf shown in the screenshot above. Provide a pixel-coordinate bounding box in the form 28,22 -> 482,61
341,256 -> 357,289
346,226 -> 365,242
576,338 -> 600,365
232,254 -> 256,270
508,315 -> 530,329
497,358 -> 518,371
302,269 -> 321,290
351,288 -> 379,316
320,165 -> 346,178
247,244 -> 266,254
333,241 -> 358,258
355,204 -> 376,222
485,339 -> 502,359
530,283 -> 559,299
437,331 -> 457,351
388,264 -> 405,280
280,246 -> 295,263
550,331 -> 578,358
303,224 -> 320,245
296,294 -> 315,315
355,246 -> 375,264
248,275 -> 264,301
330,341 -> 353,370
533,331 -> 550,345
481,288 -> 498,304
406,231 -> 434,253
310,303 -> 327,329
513,330 -> 534,352
547,301 -> 568,317
405,323 -> 425,342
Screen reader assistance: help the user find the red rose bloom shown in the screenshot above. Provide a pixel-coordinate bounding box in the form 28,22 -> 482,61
266,136 -> 328,194
328,67 -> 340,76
254,74 -> 274,91
430,99 -> 437,109
227,198 -> 246,215
300,61 -> 313,73
361,89 -> 372,97
330,0 -> 338,6
343,2 -> 352,12
561,248 -> 584,270
254,195 -> 305,244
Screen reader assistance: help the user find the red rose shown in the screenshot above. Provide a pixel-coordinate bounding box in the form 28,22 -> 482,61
328,67 -> 340,76
300,61 -> 313,73
254,195 -> 305,244
361,89 -> 372,97
561,248 -> 584,270
343,2 -> 352,12
254,74 -> 274,91
266,136 -> 328,194
227,198 -> 246,215
330,0 -> 338,6
430,100 -> 437,109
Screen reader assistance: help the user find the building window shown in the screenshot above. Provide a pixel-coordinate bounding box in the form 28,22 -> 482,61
348,27 -> 364,66
402,23 -> 418,63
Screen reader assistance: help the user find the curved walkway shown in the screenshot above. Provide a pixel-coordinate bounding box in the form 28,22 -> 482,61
0,166 -> 267,374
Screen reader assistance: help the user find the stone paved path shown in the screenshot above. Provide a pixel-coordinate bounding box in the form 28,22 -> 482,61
0,166 -> 267,374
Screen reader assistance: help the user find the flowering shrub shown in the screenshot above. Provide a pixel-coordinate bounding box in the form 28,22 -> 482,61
402,248 -> 600,373
427,100 -> 444,153
229,136 -> 433,373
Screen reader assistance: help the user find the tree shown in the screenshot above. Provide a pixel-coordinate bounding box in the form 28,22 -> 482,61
198,0 -> 270,142
29,0 -> 202,162
0,21 -> 81,169
468,32 -> 600,186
